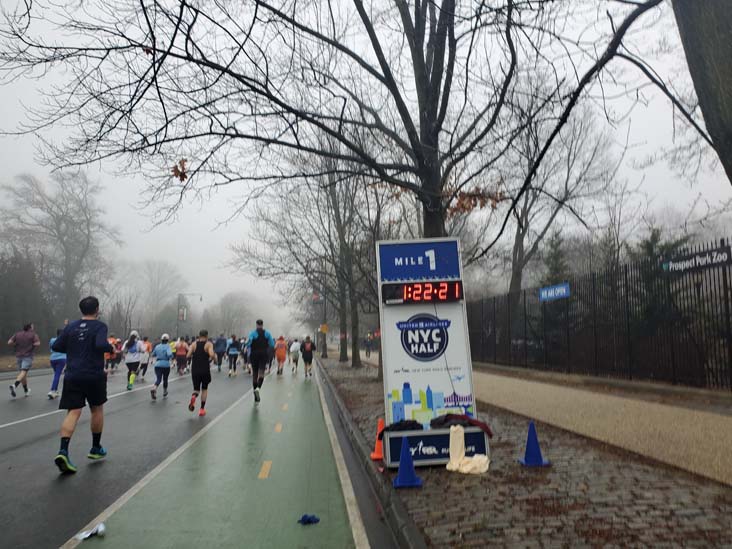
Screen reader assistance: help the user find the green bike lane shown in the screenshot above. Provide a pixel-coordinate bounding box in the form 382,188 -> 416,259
75,372 -> 356,549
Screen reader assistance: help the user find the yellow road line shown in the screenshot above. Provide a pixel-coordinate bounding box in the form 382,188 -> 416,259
258,460 -> 272,479
282,403 -> 288,411
275,422 -> 282,433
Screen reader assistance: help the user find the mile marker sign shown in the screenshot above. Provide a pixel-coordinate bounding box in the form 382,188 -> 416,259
376,238 -> 489,467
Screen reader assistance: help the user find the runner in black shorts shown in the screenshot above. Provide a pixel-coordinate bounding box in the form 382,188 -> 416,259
300,335 -> 317,378
246,319 -> 274,403
187,330 -> 215,417
51,296 -> 113,474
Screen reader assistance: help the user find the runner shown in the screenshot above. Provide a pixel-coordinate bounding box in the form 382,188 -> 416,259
213,333 -> 227,372
175,337 -> 189,376
122,331 -> 143,390
7,322 -> 40,398
150,334 -> 174,400
51,296 -> 113,474
184,336 -> 192,372
139,336 -> 152,381
365,332 -> 374,358
300,335 -> 317,378
266,342 -> 275,374
186,330 -> 215,416
289,338 -> 300,374
242,337 -> 251,375
226,334 -> 240,377
274,335 -> 288,375
48,329 -> 66,399
112,338 -> 123,373
246,320 -> 274,403
104,334 -> 117,375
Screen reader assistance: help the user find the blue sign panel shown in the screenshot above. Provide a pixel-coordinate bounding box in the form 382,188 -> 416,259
539,282 -> 570,302
385,429 -> 488,467
378,239 -> 461,282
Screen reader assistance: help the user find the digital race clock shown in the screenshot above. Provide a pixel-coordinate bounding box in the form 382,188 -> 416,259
381,280 -> 463,304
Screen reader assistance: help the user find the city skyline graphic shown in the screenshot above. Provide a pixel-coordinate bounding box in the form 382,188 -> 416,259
387,381 -> 474,427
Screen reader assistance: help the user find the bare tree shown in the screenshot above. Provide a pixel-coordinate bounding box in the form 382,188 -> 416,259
503,105 -> 614,301
197,292 -> 253,336
0,0 -> 671,240
233,172 -> 355,363
0,171 -> 117,319
139,259 -> 188,322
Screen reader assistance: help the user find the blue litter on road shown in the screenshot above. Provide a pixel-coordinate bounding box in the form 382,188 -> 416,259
298,514 -> 320,525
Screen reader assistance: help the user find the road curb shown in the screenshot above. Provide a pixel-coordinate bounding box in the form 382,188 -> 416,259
317,360 -> 428,549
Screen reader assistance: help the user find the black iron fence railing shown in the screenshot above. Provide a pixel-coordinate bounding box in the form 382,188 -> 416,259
467,238 -> 732,391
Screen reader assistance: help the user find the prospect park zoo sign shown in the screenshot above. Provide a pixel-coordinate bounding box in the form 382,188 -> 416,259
662,246 -> 732,274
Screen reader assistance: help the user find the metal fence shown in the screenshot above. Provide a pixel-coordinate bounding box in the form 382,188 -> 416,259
466,238 -> 732,391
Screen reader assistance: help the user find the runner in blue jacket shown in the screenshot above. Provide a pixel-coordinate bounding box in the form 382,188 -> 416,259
246,320 -> 274,403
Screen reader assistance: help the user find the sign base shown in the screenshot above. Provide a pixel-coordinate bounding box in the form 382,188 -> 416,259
383,427 -> 489,468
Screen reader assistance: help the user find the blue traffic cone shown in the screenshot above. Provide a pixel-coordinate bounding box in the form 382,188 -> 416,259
518,421 -> 550,467
393,436 -> 422,488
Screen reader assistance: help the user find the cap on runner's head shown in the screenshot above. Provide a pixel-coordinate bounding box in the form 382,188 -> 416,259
130,330 -> 139,338
161,333 -> 170,341
256,319 -> 263,326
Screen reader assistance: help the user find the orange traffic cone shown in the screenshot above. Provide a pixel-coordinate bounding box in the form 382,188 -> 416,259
370,418 -> 385,461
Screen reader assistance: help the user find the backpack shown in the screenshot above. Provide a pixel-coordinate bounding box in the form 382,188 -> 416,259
251,328 -> 269,353
304,342 -> 312,353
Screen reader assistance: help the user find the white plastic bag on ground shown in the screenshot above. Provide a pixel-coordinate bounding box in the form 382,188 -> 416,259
446,424 -> 490,474
446,424 -> 465,471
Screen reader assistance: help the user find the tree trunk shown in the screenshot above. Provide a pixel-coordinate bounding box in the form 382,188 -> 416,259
672,0 -> 732,184
421,163 -> 447,237
63,277 -> 78,321
337,272 -> 349,362
508,228 -> 525,320
348,279 -> 362,368
422,203 -> 447,237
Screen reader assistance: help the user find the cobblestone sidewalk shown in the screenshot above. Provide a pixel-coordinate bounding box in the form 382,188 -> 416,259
324,361 -> 732,548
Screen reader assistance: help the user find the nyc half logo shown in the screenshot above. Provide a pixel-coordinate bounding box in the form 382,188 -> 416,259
397,313 -> 451,361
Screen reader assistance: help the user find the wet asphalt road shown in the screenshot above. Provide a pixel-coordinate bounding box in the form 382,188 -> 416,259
0,365 -> 397,549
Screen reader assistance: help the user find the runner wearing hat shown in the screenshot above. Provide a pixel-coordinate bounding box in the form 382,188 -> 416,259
122,330 -> 143,390
150,334 -> 174,400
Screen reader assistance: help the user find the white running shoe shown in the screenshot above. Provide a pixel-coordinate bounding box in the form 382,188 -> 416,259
48,391 -> 54,399
24,388 -> 31,397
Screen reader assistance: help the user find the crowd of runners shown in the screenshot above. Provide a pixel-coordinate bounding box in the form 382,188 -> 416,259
5,296 -> 318,474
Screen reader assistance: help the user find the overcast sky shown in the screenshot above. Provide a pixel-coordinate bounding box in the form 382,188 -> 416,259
0,1 -> 730,332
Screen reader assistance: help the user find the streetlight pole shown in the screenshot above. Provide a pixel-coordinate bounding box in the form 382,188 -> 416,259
176,293 -> 203,339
